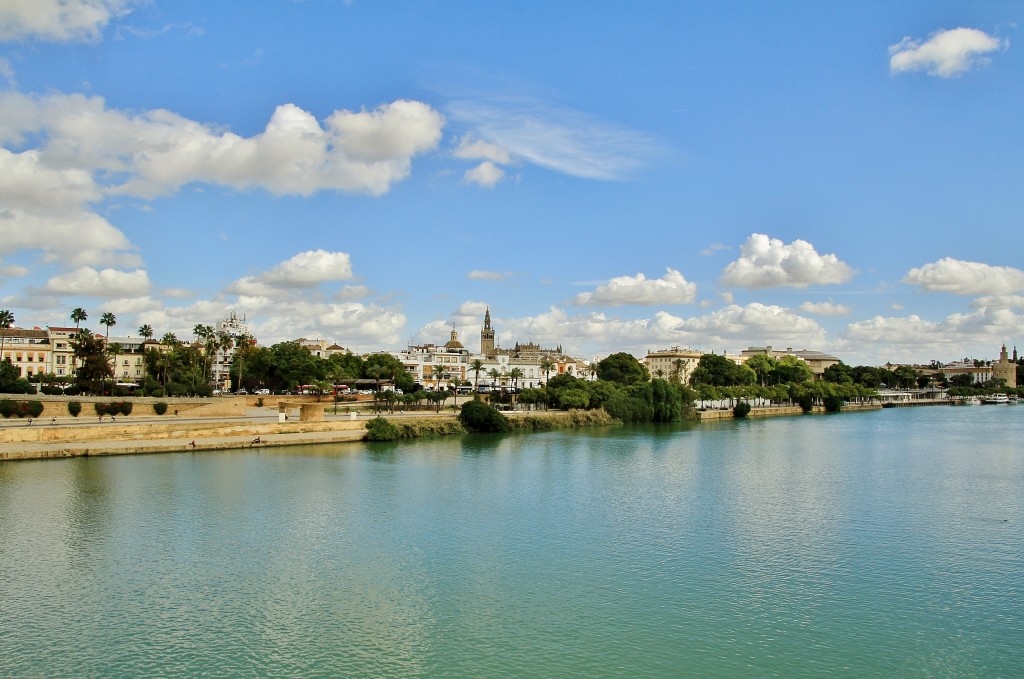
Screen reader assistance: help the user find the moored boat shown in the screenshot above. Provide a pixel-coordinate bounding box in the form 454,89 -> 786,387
980,394 -> 1011,404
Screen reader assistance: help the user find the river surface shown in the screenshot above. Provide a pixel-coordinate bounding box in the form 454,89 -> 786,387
2,406 -> 1022,677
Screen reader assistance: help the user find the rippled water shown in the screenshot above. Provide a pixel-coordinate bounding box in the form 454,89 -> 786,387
2,407 -> 1022,677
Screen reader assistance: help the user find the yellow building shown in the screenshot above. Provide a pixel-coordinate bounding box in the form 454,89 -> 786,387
644,346 -> 703,383
0,328 -> 51,378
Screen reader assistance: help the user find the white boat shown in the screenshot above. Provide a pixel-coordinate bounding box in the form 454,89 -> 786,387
980,394 -> 1010,404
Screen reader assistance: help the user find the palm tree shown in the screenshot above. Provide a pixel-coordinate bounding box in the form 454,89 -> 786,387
450,377 -> 463,409
539,358 -> 555,384
488,368 -> 501,388
138,324 -> 154,340
470,359 -> 485,394
70,307 -> 87,329
0,309 -> 14,361
432,364 -> 449,392
100,312 -> 116,342
509,367 -> 524,408
161,332 -> 179,346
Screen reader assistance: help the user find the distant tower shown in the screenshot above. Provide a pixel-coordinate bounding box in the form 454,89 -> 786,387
480,307 -> 495,355
1015,346 -> 1019,362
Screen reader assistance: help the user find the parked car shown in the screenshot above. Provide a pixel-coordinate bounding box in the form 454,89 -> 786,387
255,388 -> 271,395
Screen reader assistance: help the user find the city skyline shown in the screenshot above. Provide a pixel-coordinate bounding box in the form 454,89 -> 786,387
1,1 -> 1022,365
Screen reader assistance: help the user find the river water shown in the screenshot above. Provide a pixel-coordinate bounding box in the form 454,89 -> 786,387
1,406 -> 1022,677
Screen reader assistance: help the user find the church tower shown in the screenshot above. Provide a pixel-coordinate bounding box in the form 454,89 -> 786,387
480,307 -> 495,355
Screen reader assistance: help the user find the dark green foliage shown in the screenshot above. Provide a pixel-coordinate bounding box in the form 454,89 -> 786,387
71,330 -> 113,394
691,354 -> 756,387
557,388 -> 590,410
458,400 -> 511,432
68,400 -> 82,417
0,360 -> 33,394
733,401 -> 752,418
651,378 -> 684,422
39,385 -> 65,395
0,400 -> 43,418
596,352 -> 650,385
797,394 -> 814,412
823,395 -> 843,412
153,401 -> 168,415
365,416 -> 401,441
94,401 -> 133,417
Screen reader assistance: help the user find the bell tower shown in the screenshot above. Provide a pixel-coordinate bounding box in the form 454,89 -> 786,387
480,307 -> 495,355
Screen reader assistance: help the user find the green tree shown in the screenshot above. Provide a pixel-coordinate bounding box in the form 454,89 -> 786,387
459,400 -> 511,432
539,357 -> 556,384
70,307 -> 87,329
822,362 -> 853,384
691,354 -> 755,387
72,330 -> 113,394
892,365 -> 919,389
775,355 -> 813,384
745,354 -> 778,386
469,359 -> 485,393
596,352 -> 649,385
100,312 -> 116,342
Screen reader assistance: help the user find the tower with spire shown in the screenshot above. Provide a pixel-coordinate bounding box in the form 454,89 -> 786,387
480,307 -> 495,355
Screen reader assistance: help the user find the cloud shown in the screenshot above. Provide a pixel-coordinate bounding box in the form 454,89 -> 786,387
799,300 -> 852,316
261,250 -> 353,287
0,264 -> 28,277
0,93 -> 444,271
41,266 -> 150,297
447,96 -> 660,180
701,243 -> 730,256
971,295 -> 1024,311
472,303 -> 826,358
333,285 -> 371,301
890,27 -> 1008,78
903,257 -> 1024,296
226,250 -> 354,298
573,268 -> 697,307
0,0 -> 137,43
467,270 -> 510,282
453,136 -> 511,164
721,234 -> 854,289
0,93 -> 445,199
463,160 -> 505,187
843,307 -> 1024,360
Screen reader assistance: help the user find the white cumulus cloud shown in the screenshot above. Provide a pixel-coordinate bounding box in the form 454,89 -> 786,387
227,250 -> 354,297
903,257 -> 1024,296
464,161 -> 505,187
721,234 -> 854,289
41,266 -> 150,298
573,268 -> 697,306
799,300 -> 852,316
890,27 -> 1008,78
0,0 -> 137,43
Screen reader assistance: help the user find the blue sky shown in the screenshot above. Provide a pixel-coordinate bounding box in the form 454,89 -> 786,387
1,0 -> 1022,365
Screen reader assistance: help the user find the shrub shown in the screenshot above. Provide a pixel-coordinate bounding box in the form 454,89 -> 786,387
40,385 -> 64,395
94,402 -> 108,417
823,395 -> 843,412
0,400 -> 14,418
796,394 -> 814,413
733,401 -> 752,418
117,401 -> 133,416
63,385 -> 81,396
24,401 -> 44,417
111,386 -> 131,397
459,400 -> 511,433
68,401 -> 82,417
153,401 -> 168,415
365,416 -> 401,441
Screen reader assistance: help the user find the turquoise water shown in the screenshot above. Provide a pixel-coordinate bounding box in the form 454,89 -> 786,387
1,407 -> 1022,677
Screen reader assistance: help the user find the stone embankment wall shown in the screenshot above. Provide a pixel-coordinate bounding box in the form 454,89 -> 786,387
696,402 -> 881,421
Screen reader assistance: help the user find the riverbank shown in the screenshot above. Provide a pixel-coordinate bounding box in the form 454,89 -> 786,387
1,399 -> 887,462
0,408 -> 617,461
